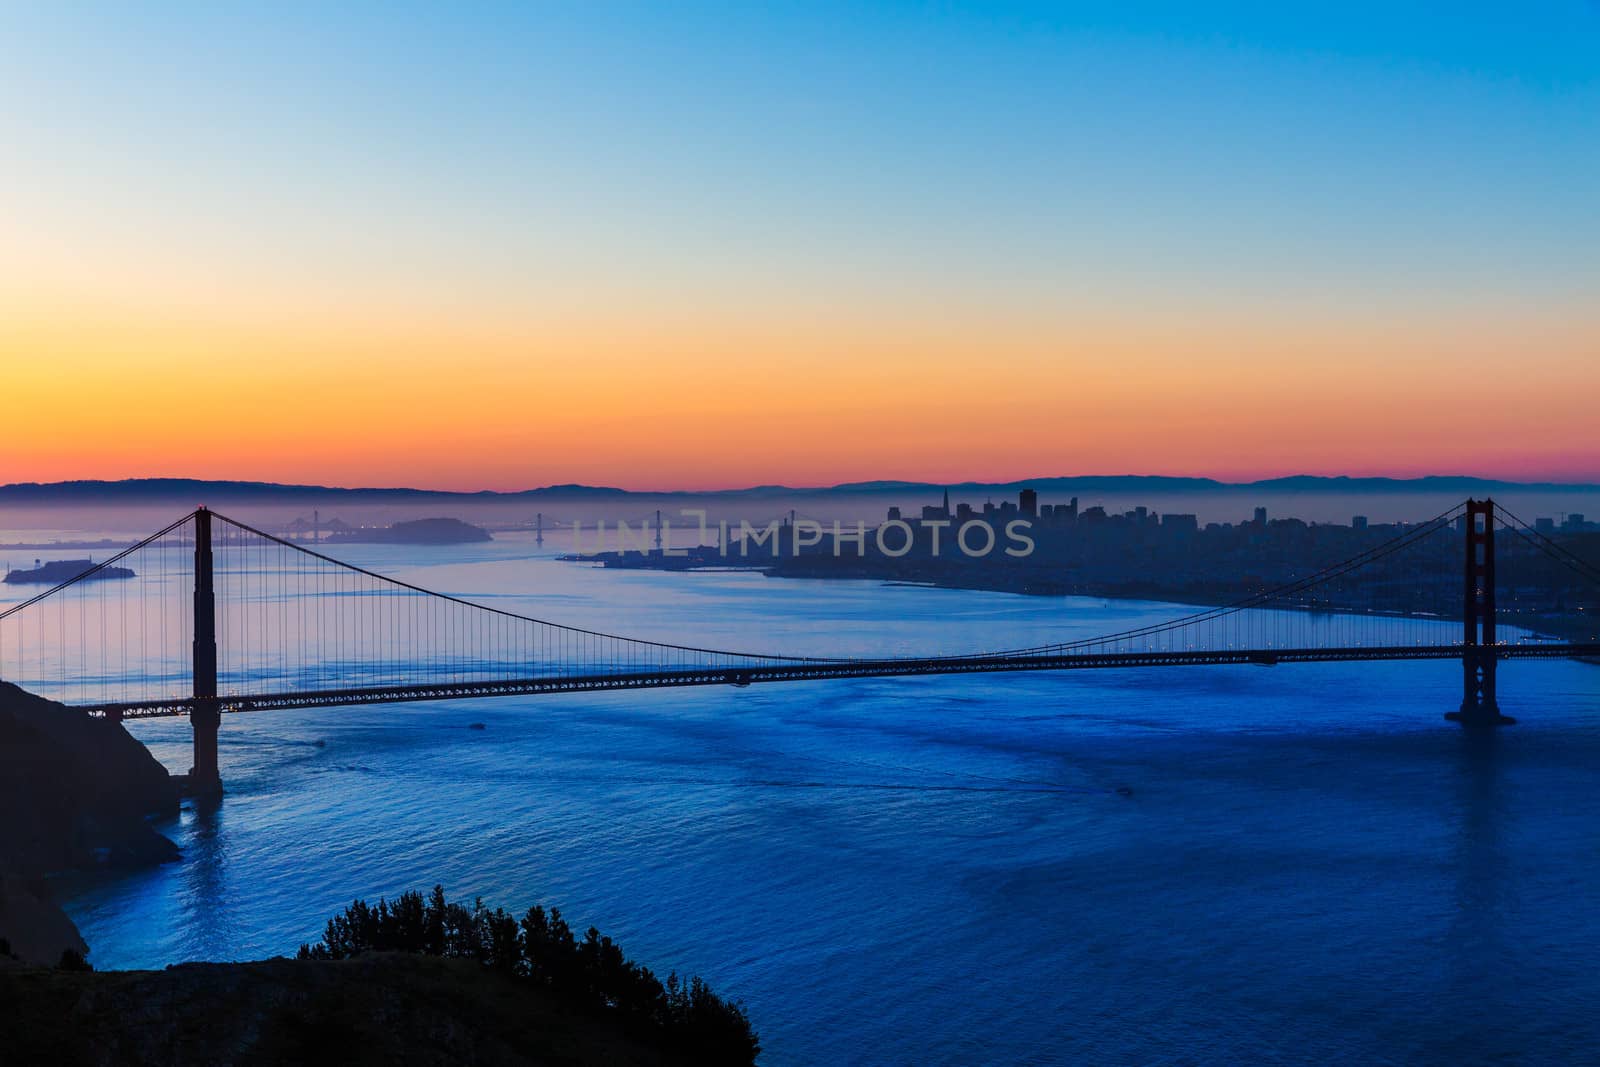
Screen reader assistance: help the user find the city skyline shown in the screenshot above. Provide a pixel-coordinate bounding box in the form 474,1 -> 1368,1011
4,3 -> 1597,489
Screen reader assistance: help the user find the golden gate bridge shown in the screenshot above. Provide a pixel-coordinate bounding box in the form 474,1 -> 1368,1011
1,499 -> 1597,796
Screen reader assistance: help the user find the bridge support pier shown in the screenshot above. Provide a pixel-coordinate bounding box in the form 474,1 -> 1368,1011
1446,499 -> 1514,727
1447,650 -> 1513,726
187,507 -> 224,796
188,702 -> 222,792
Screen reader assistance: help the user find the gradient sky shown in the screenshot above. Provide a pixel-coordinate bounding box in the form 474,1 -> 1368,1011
2,2 -> 1597,490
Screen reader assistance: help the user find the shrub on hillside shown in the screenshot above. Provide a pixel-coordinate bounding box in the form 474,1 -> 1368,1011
299,886 -> 759,1065
57,948 -> 92,972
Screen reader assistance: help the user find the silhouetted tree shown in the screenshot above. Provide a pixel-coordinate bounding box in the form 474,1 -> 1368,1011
57,948 -> 92,972
424,884 -> 448,956
443,898 -> 484,961
459,902 -> 516,974
296,886 -> 759,1064
382,890 -> 429,953
520,904 -> 581,990
663,972 -> 760,1064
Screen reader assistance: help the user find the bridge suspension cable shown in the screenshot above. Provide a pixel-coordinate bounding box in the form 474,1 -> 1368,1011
1493,503 -> 1600,587
956,502 -> 1471,661
211,511 -> 843,667
0,512 -> 193,622
3,498 -> 1598,722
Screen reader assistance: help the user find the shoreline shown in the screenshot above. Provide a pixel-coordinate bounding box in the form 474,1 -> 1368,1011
573,551 -> 1600,649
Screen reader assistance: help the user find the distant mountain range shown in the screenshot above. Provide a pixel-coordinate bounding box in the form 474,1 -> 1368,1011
0,478 -> 631,502
0,474 -> 1596,504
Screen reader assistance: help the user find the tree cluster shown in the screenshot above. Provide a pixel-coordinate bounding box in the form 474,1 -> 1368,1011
297,886 -> 758,1064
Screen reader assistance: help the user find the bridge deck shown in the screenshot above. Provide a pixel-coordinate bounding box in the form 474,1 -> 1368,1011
74,643 -> 1600,719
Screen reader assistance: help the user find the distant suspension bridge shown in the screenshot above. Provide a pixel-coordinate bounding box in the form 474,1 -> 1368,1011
1,499 -> 1597,795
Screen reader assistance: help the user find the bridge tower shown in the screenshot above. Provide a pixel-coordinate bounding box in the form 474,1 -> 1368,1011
188,506 -> 224,794
1447,498 -> 1514,726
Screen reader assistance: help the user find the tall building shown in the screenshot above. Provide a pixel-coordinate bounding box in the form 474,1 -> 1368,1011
1019,488 -> 1037,516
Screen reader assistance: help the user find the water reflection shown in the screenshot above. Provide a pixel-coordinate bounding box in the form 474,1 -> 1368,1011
1446,728 -> 1511,994
178,796 -> 231,961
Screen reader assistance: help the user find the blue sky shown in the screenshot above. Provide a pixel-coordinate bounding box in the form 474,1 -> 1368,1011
2,3 -> 1597,486
9,1 -> 1595,307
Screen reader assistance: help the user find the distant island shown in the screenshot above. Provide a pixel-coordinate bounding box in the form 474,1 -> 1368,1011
3,558 -> 135,585
325,517 -> 493,545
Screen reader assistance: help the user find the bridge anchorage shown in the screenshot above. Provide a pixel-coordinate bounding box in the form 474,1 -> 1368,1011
2,496 -> 1597,795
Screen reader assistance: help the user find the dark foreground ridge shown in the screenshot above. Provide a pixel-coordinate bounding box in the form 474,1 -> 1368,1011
0,952 -> 742,1066
0,887 -> 759,1066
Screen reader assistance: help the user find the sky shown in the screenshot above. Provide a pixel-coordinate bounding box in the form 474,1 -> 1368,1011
2,2 -> 1597,490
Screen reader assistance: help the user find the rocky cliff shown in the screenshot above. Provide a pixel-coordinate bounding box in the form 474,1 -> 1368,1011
0,682 -> 179,963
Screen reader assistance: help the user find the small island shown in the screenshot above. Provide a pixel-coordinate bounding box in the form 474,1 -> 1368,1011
4,558 -> 136,585
326,517 -> 492,545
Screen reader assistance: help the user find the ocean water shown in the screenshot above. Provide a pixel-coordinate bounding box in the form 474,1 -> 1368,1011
51,540 -> 1600,1065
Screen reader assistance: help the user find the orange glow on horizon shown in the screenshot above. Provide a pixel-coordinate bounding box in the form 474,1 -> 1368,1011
2,283 -> 1596,492
5,4 -> 1598,494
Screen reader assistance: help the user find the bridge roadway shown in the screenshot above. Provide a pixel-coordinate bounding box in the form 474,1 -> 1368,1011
76,642 -> 1600,720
